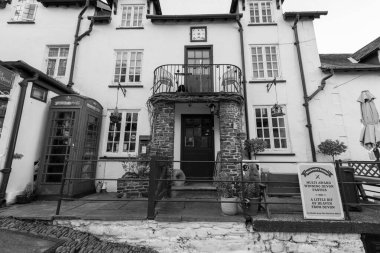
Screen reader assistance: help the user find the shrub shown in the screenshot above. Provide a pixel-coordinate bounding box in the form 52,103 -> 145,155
317,139 -> 347,162
214,172 -> 237,198
244,138 -> 267,159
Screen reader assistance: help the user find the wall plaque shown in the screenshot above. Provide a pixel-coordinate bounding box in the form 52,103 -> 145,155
297,163 -> 344,220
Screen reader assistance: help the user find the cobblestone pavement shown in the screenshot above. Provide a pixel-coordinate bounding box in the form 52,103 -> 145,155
0,217 -> 158,253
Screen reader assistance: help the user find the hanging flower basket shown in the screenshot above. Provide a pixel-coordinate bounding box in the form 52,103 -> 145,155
271,104 -> 285,117
110,114 -> 122,123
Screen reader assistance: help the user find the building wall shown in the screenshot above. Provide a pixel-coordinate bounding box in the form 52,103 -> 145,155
312,71 -> 380,161
0,0 -> 329,181
56,220 -> 365,253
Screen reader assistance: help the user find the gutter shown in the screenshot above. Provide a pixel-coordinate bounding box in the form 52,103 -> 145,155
0,74 -> 39,207
236,15 -> 250,155
68,0 -> 95,88
292,15 -> 317,162
307,69 -> 334,102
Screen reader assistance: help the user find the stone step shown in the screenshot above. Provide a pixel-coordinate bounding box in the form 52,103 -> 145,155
171,183 -> 217,198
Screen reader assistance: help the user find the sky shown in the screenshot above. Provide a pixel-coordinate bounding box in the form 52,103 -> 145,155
160,0 -> 380,54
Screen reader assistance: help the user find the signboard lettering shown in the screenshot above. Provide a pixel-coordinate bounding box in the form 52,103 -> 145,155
298,163 -> 344,220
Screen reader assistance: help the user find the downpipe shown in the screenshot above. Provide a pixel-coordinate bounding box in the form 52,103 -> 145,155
236,16 -> 251,156
292,15 -> 317,162
67,0 -> 94,88
0,74 -> 39,207
307,69 -> 334,102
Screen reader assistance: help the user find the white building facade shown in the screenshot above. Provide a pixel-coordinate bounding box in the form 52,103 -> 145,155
0,0 -> 334,198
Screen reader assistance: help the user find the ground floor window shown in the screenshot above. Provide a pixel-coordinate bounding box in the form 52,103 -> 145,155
254,106 -> 289,151
105,110 -> 139,155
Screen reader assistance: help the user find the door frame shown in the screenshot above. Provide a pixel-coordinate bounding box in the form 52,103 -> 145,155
180,114 -> 215,178
184,45 -> 214,92
184,45 -> 214,65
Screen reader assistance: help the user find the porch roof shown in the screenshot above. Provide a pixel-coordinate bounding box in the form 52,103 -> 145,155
320,54 -> 380,72
146,13 -> 243,23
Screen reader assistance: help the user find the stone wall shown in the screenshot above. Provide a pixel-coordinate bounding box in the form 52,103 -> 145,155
150,102 -> 175,160
117,178 -> 149,197
219,101 -> 243,177
55,220 -> 365,253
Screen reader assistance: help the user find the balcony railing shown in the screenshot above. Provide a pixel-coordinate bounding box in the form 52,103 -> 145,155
153,64 -> 243,96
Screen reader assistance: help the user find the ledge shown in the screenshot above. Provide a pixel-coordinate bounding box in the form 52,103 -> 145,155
257,153 -> 295,156
108,85 -> 144,88
116,27 -> 144,30
248,23 -> 277,26
249,80 -> 286,84
7,21 -> 35,24
147,13 -> 243,23
99,156 -> 137,160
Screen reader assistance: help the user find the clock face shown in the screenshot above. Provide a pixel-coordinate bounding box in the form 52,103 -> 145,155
191,27 -> 207,41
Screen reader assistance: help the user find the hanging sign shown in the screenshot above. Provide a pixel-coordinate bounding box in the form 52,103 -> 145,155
0,65 -> 16,91
297,163 -> 344,220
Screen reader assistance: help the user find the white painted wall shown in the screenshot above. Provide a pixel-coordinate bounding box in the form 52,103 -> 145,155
313,71 -> 380,161
0,0 -> 330,181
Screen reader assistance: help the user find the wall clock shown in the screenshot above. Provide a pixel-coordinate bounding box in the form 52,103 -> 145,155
190,26 -> 207,42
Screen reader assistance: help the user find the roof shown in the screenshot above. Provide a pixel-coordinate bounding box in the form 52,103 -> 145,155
0,61 -> 75,94
147,13 -> 242,22
283,11 -> 328,20
319,54 -> 380,72
351,36 -> 380,61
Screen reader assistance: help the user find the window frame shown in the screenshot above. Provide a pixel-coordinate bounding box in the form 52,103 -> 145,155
253,105 -> 291,152
120,4 -> 144,28
30,84 -> 48,102
248,0 -> 275,24
10,0 -> 38,22
250,44 -> 281,80
45,45 -> 70,78
103,110 -> 140,156
113,50 -> 143,84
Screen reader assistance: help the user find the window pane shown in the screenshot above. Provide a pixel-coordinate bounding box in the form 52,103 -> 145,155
48,48 -> 59,57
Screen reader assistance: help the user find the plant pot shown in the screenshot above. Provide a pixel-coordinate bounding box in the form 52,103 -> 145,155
16,195 -> 32,204
220,197 -> 238,215
172,169 -> 186,187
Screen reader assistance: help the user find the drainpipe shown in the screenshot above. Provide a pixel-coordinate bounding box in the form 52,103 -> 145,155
292,15 -> 317,162
0,74 -> 39,206
236,16 -> 250,144
67,0 -> 94,88
307,69 -> 334,102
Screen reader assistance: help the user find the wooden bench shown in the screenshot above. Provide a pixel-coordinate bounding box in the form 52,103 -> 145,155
260,172 -> 300,218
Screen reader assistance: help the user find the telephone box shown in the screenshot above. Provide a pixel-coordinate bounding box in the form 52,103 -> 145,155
37,95 -> 103,197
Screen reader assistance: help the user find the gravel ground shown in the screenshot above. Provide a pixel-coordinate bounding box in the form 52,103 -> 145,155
0,217 -> 158,253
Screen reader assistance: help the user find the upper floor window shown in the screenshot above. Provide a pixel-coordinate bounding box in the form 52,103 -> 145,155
249,0 -> 273,24
251,45 -> 280,79
11,0 -> 37,22
254,106 -> 289,151
105,110 -> 139,155
121,4 -> 144,27
46,46 -> 69,78
114,50 -> 143,83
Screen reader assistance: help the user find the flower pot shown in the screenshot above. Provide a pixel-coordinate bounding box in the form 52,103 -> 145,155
220,197 -> 238,215
172,169 -> 186,187
16,195 -> 32,204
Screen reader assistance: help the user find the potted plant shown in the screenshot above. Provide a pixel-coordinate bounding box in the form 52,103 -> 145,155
240,164 -> 261,215
16,183 -> 34,204
244,138 -> 267,160
214,172 -> 238,215
317,139 -> 347,162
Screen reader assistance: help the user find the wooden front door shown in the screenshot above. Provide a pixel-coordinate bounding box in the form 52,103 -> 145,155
185,46 -> 213,92
181,115 -> 214,179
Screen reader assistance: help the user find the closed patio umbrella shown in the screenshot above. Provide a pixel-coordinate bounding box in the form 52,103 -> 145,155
358,90 -> 380,150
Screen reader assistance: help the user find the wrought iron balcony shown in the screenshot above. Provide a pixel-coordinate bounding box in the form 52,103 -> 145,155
153,64 -> 243,96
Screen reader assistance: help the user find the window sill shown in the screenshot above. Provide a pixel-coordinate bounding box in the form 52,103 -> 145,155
249,80 -> 286,84
116,27 -> 144,30
257,153 -> 296,156
7,21 -> 35,24
108,85 -> 143,88
248,23 -> 277,26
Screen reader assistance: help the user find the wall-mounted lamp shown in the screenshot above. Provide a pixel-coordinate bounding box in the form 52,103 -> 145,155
208,103 -> 219,117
